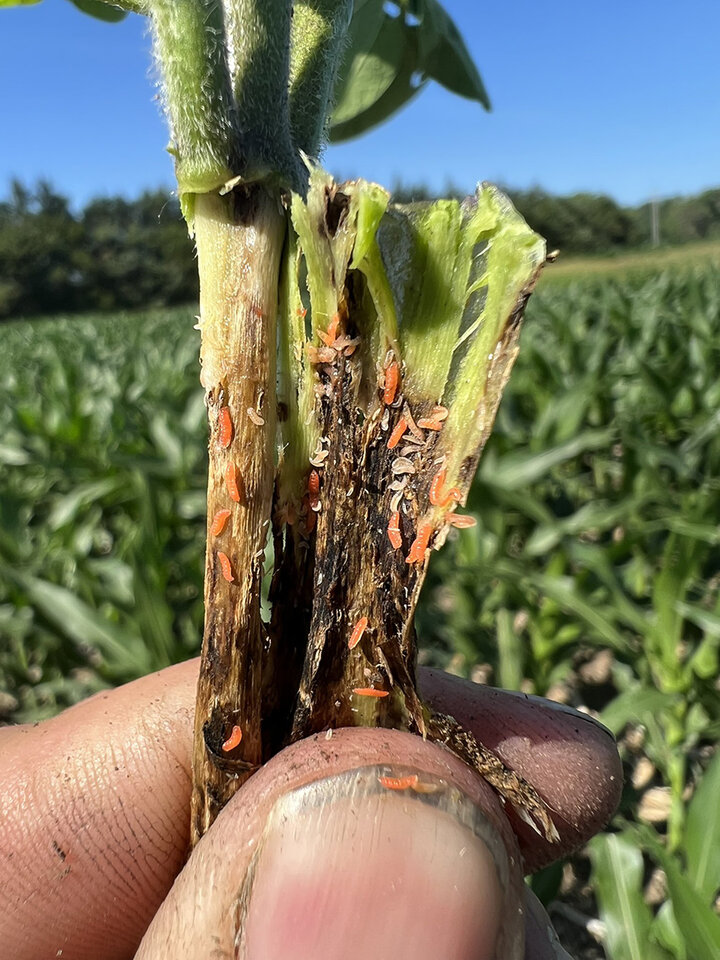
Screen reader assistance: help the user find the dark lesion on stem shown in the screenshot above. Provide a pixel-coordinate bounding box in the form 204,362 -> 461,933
265,188 -> 558,841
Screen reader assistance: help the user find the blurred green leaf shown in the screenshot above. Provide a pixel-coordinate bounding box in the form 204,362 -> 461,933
480,428 -> 613,490
529,861 -> 563,907
639,825 -> 720,960
10,571 -> 150,676
600,686 -> 680,735
653,902 -> 687,960
47,478 -> 123,529
589,832 -> 669,960
67,0 -> 127,20
495,606 -> 523,690
684,749 -> 720,901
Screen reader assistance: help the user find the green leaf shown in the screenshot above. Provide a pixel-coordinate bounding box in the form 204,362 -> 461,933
330,0 -> 488,141
496,606 -> 524,690
653,902 -> 687,960
589,832 -> 669,960
529,861 -> 563,907
480,428 -> 613,490
331,1 -> 406,125
10,573 -> 150,676
684,749 -> 720,901
47,477 -> 123,529
67,0 -> 127,21
520,568 -> 629,652
0,0 -> 43,6
676,601 -> 720,637
600,685 -> 679,735
640,826 -> 720,960
331,7 -> 424,141
415,0 -> 490,107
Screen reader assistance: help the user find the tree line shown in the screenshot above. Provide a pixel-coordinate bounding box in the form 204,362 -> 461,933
2,179 -> 719,320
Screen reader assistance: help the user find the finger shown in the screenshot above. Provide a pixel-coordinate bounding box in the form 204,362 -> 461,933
0,660 -> 197,960
135,727 -> 525,960
0,659 -> 619,959
420,669 -> 622,872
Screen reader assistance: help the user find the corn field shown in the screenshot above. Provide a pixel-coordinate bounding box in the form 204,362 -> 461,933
1,259 -> 719,958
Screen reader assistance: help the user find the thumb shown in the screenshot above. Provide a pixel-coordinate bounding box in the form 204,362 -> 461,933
136,728 -> 526,960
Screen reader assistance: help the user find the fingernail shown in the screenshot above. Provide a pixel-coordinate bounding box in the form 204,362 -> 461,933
237,766 -> 523,960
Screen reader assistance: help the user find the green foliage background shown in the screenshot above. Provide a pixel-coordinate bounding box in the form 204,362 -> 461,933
1,253 -> 719,959
3,180 -> 720,321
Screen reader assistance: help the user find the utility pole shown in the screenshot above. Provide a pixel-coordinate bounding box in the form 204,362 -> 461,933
650,198 -> 660,247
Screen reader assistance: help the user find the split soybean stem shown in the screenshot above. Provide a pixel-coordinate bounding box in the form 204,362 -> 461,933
190,187 -> 286,845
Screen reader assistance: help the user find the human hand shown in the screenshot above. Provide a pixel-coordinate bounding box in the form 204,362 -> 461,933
0,660 -> 621,959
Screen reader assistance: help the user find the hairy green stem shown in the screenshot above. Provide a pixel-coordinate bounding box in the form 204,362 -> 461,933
289,0 -> 354,156
150,0 -> 237,198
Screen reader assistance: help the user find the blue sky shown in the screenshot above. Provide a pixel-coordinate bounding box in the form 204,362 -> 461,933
1,0 -> 719,209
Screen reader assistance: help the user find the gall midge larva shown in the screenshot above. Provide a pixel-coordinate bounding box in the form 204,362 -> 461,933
388,511 -> 402,549
221,724 -> 243,752
218,406 -> 233,448
210,508 -> 231,536
429,467 -> 462,507
217,551 -> 235,582
448,513 -> 477,528
387,417 -> 408,450
429,467 -> 447,505
247,407 -> 265,426
402,403 -> 424,441
352,687 -> 389,698
307,468 -> 321,511
348,615 -> 369,650
417,417 -> 443,431
225,463 -> 242,502
383,360 -> 400,405
318,312 -> 340,347
391,457 -> 416,475
406,521 -> 433,564
378,774 -> 419,791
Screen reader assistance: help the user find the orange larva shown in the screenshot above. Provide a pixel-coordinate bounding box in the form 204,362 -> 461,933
387,511 -> 402,550
352,687 -> 389,698
218,406 -> 233,448
210,508 -> 231,536
307,468 -> 321,512
225,463 -> 242,502
448,513 -> 477,528
221,724 -> 243,752
417,417 -> 443,431
383,361 -> 400,405
318,313 -> 340,347
217,551 -> 234,582
407,521 -> 432,564
348,615 -> 369,650
378,774 -> 419,791
387,417 -> 408,450
429,468 -> 462,508
308,468 -> 320,498
429,467 -> 447,506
